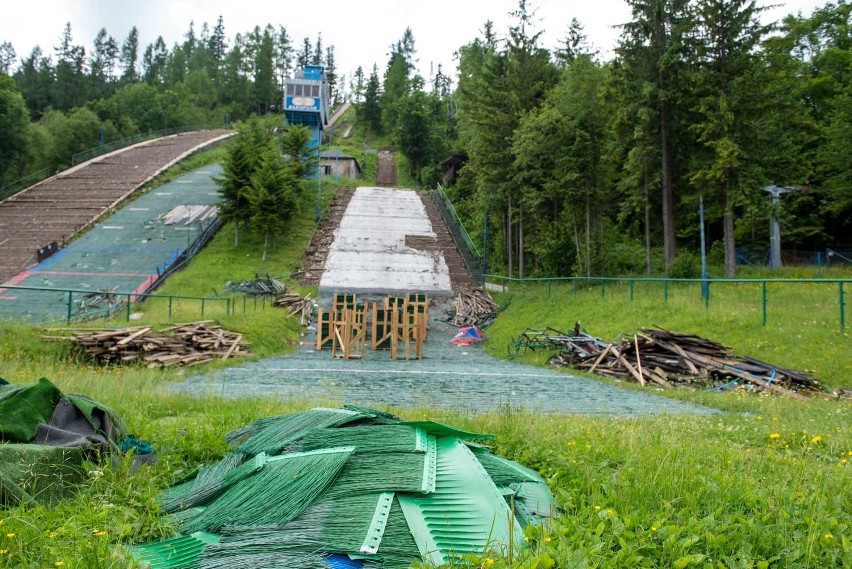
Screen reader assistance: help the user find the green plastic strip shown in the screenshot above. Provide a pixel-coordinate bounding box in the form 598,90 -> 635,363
399,421 -> 495,440
127,531 -> 220,569
414,427 -> 428,453
360,492 -> 395,555
398,437 -> 523,565
420,435 -> 437,493
266,446 -> 356,461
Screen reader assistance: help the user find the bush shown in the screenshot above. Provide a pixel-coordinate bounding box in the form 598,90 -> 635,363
668,250 -> 700,278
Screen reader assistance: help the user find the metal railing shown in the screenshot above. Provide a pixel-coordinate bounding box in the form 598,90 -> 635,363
0,168 -> 51,202
483,274 -> 850,332
0,284 -> 279,324
71,125 -> 206,165
0,125 -> 220,203
432,184 -> 483,284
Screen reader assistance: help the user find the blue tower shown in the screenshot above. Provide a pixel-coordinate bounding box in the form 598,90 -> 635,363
283,65 -> 330,149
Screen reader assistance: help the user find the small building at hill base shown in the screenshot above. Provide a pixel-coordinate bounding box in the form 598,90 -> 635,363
320,149 -> 362,180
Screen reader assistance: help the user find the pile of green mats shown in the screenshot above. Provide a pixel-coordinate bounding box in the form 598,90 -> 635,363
129,406 -> 555,568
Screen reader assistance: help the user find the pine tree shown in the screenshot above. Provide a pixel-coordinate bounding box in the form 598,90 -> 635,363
361,64 -> 382,132
247,143 -> 301,260
617,0 -> 693,271
120,26 -> 139,83
689,0 -> 771,276
297,37 -> 311,69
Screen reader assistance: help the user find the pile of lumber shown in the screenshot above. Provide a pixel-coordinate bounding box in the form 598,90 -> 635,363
453,290 -> 498,327
273,293 -> 313,326
548,327 -> 819,397
43,321 -> 248,368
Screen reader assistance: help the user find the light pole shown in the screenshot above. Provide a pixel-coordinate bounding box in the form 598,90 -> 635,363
316,137 -> 322,221
763,185 -> 801,269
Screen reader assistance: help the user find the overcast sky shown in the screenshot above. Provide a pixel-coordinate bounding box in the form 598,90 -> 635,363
1,0 -> 830,83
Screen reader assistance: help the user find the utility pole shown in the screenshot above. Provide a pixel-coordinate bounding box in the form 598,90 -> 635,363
763,185 -> 801,269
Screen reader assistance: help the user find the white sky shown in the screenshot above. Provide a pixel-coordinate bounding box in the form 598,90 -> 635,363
0,0 -> 830,84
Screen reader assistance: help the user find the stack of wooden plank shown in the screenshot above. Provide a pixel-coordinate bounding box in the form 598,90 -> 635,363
273,293 -> 313,326
548,327 -> 819,397
43,321 -> 248,368
453,290 -> 498,327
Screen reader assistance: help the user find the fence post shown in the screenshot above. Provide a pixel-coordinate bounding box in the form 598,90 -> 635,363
66,291 -> 73,324
629,280 -> 634,302
547,280 -> 551,299
243,295 -> 247,314
168,296 -> 173,320
664,279 -> 669,304
600,279 -> 605,298
704,281 -> 710,310
762,281 -> 767,326
126,294 -> 131,321
201,298 -> 206,316
226,298 -> 231,316
840,281 -> 846,333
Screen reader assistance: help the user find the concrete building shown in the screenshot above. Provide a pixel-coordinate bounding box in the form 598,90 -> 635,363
320,149 -> 362,180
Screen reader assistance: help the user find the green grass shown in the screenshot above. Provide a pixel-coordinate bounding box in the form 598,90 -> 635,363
1,151 -> 850,567
483,278 -> 852,388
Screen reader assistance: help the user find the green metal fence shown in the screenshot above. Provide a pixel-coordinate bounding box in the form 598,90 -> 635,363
0,284 -> 277,324
483,275 -> 850,332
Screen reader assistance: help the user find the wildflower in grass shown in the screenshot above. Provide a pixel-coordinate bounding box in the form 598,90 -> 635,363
0,550 -> 7,554
48,532 -> 57,539
812,435 -> 822,444
482,558 -> 494,568
5,533 -> 13,539
594,505 -> 601,511
55,562 -> 65,567
769,433 -> 781,440
842,459 -> 848,466
824,533 -> 833,540
544,536 -> 551,543
94,530 -> 106,537
651,526 -> 658,532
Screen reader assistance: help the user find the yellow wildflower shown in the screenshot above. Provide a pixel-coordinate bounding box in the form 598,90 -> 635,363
842,459 -> 848,466
769,433 -> 781,440
544,536 -> 551,543
594,505 -> 601,511
824,533 -> 833,540
48,532 -> 57,539
5,534 -> 13,539
55,562 -> 65,567
94,530 -> 106,537
812,436 -> 823,444
651,526 -> 658,532
482,558 -> 494,568
0,550 -> 7,555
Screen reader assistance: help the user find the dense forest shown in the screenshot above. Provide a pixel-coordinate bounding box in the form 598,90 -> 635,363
1,0 -> 850,277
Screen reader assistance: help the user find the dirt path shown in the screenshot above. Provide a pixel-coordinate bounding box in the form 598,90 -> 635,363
376,149 -> 398,187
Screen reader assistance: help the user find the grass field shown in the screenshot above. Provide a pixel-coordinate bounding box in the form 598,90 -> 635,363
0,153 -> 850,567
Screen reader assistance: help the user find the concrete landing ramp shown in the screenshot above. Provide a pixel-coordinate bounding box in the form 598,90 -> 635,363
319,187 -> 452,294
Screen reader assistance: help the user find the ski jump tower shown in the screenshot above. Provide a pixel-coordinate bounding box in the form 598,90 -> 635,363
284,65 -> 330,219
283,65 -> 330,150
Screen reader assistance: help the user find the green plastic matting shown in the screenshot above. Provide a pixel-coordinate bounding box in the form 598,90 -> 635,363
398,437 -> 523,565
127,531 -> 221,569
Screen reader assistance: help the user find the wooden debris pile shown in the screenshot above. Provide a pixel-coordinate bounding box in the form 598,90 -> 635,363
545,327 -> 819,397
273,293 -> 313,326
43,321 -> 248,368
453,289 -> 498,327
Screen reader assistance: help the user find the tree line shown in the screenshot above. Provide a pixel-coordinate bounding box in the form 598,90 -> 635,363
0,19 -> 341,186
445,0 -> 851,277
